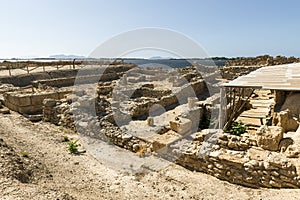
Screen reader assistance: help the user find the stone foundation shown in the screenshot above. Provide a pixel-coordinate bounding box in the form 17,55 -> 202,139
4,89 -> 71,115
169,130 -> 300,188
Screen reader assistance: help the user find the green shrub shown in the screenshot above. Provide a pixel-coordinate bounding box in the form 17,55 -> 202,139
63,135 -> 70,142
199,116 -> 210,129
21,151 -> 29,158
67,140 -> 80,154
227,121 -> 247,136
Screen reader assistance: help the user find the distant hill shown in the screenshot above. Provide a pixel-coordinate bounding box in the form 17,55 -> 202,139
148,56 -> 173,60
49,54 -> 86,59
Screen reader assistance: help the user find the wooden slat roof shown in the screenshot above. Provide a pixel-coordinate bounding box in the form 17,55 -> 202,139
223,63 -> 300,91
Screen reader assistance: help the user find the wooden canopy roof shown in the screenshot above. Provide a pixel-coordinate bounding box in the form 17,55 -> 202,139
223,63 -> 300,91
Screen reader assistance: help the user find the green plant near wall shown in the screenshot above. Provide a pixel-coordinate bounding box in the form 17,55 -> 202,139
67,140 -> 80,154
199,116 -> 210,129
226,121 -> 247,136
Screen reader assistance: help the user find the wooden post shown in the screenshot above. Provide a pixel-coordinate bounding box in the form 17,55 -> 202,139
219,87 -> 226,130
43,63 -> 45,72
229,87 -> 232,116
232,88 -> 236,112
242,88 -> 245,98
229,88 -> 232,107
73,59 -> 76,69
224,88 -> 255,131
26,65 -> 29,74
8,64 -> 11,76
229,88 -> 236,122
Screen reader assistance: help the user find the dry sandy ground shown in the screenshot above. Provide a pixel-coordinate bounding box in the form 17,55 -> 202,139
1,111 -> 300,200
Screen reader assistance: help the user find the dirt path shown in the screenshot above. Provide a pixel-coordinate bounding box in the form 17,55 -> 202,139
0,111 -> 300,200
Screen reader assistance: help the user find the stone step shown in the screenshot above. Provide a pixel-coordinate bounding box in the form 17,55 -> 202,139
242,107 -> 270,113
234,90 -> 274,134
250,99 -> 274,104
240,109 -> 270,118
236,116 -> 265,127
240,113 -> 268,118
251,103 -> 273,109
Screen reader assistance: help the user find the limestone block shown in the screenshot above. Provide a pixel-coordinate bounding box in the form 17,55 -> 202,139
43,98 -> 57,107
188,97 -> 198,109
58,91 -> 71,99
141,84 -> 154,89
247,146 -> 270,161
281,93 -> 300,119
128,77 -> 139,83
147,117 -> 154,126
191,80 -> 206,94
97,86 -> 112,95
256,126 -> 283,151
151,131 -> 182,151
23,114 -> 43,122
17,95 -> 32,107
0,107 -> 10,114
19,105 -> 42,115
172,78 -> 186,87
169,117 -> 192,135
159,95 -> 178,107
4,101 -> 19,112
273,111 -> 297,132
31,94 -> 48,106
182,107 -> 202,131
285,145 -> 300,158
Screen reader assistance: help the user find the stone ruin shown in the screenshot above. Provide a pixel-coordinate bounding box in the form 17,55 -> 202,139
225,55 -> 300,67
221,55 -> 300,81
1,61 -> 300,189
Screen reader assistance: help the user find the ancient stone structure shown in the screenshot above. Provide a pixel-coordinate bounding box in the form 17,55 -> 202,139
171,130 -> 300,188
219,66 -> 261,80
4,89 -> 71,115
1,60 -> 300,189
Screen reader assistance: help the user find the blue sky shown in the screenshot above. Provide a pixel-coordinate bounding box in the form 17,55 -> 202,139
0,0 -> 299,58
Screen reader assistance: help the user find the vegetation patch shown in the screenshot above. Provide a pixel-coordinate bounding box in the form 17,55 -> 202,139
226,121 -> 247,136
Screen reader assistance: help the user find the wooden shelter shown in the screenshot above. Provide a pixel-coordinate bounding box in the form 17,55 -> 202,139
220,63 -> 300,130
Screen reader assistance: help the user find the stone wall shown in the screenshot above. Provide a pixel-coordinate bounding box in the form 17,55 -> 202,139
43,98 -> 75,129
219,66 -> 261,80
173,148 -> 300,188
98,121 -> 151,153
4,89 -> 71,115
0,64 -> 136,87
169,130 -> 300,188
220,56 -> 300,80
43,98 -> 151,154
32,72 -> 125,88
0,70 -> 77,87
191,130 -> 257,150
